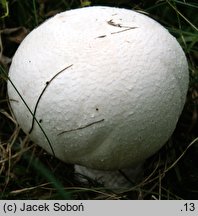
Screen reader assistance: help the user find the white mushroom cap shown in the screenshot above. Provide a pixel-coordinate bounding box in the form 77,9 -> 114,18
8,6 -> 188,171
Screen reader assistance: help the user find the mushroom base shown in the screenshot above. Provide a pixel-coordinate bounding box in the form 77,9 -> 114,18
74,164 -> 143,190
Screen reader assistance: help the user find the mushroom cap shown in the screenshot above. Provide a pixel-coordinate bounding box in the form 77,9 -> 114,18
8,6 -> 189,170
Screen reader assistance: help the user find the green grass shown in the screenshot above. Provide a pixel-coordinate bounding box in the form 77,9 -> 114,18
0,0 -> 198,199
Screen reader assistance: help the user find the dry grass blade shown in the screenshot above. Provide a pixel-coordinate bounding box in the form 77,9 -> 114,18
164,137 -> 198,173
10,183 -> 50,195
167,0 -> 198,31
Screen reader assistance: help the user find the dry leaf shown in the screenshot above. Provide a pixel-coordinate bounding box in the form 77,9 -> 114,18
0,27 -> 29,44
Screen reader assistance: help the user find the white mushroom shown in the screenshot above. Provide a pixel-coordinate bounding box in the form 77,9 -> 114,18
7,6 -> 189,188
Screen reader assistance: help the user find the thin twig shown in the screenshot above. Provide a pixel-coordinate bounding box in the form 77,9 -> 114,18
58,119 -> 104,135
111,27 -> 137,34
107,19 -> 138,34
29,64 -> 73,134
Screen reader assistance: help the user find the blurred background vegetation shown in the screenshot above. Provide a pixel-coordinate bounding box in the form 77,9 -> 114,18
0,0 -> 198,199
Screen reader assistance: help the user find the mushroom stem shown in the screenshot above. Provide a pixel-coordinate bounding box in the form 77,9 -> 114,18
74,164 -> 143,190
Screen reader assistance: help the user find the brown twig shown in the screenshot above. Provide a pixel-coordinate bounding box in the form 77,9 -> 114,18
29,64 -> 73,134
58,119 -> 104,135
